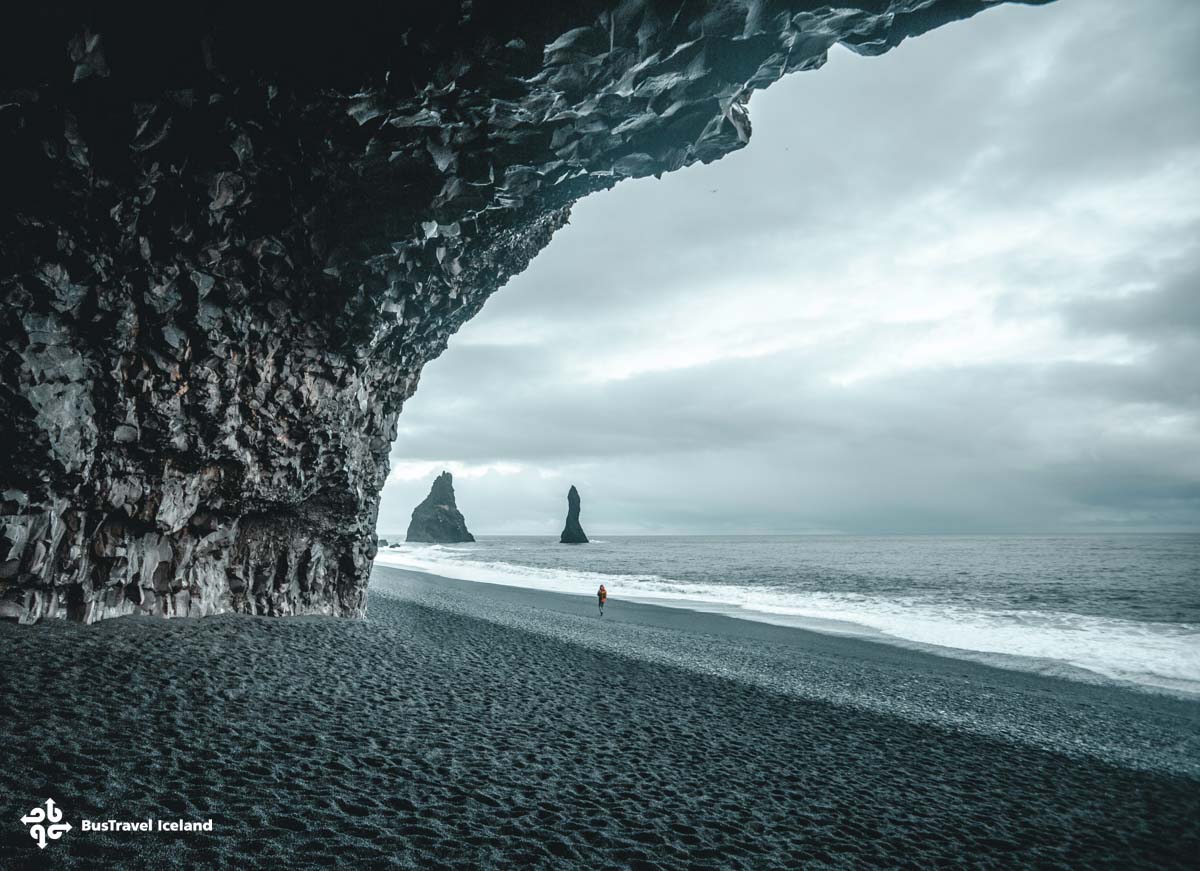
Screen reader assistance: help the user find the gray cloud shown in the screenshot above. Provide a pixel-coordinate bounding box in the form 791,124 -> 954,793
378,0 -> 1200,536
1060,255 -> 1200,340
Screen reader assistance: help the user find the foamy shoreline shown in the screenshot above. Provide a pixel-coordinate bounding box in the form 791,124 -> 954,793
370,566 -> 1200,779
373,547 -> 1200,699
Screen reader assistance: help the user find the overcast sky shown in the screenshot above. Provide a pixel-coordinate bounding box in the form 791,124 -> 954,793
377,0 -> 1200,537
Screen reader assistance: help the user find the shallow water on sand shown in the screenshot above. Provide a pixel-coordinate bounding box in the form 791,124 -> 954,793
375,534 -> 1200,695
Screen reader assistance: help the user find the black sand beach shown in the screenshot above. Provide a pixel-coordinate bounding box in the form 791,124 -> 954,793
2,566 -> 1198,868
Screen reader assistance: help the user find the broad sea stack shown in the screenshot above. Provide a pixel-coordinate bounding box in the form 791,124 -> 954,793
406,473 -> 475,544
560,486 -> 589,544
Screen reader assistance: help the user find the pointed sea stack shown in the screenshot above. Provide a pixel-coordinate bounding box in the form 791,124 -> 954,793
406,473 -> 476,543
560,485 -> 589,544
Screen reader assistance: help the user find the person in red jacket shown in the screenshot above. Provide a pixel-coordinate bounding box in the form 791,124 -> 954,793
597,584 -> 608,616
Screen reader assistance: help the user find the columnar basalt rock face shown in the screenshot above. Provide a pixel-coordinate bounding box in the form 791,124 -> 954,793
0,1 -> 1050,622
406,472 -> 475,544
560,486 -> 589,545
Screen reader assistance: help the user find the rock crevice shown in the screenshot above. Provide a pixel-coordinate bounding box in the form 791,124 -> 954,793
0,1 -> 1051,622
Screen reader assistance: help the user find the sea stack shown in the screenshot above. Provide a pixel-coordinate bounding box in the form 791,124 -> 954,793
406,473 -> 476,543
560,485 -> 589,544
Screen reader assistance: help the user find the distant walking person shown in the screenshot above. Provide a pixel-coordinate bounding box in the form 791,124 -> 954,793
597,584 -> 607,616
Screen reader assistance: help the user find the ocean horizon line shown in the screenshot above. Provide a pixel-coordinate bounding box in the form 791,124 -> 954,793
376,530 -> 1200,539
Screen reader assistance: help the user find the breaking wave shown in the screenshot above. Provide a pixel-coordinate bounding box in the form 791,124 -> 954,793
374,541 -> 1200,697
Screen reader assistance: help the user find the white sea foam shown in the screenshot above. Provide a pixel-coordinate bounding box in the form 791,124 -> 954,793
374,544 -> 1200,696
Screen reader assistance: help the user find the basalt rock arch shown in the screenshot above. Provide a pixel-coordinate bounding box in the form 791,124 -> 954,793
0,1 -> 1052,622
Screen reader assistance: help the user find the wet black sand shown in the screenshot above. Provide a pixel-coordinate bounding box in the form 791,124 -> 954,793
2,566 -> 1198,868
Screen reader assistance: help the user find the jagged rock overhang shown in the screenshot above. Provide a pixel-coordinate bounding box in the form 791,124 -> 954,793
0,1 -> 1054,622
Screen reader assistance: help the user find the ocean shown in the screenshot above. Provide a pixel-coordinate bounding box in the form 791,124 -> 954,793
374,534 -> 1200,697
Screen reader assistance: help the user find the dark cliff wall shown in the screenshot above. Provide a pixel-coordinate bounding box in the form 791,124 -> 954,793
0,1 -> 1051,622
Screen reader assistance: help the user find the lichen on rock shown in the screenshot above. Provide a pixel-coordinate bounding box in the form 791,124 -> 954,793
0,1 -> 1051,622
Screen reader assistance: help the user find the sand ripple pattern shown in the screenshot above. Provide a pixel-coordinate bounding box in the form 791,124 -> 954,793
0,569 -> 1196,868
